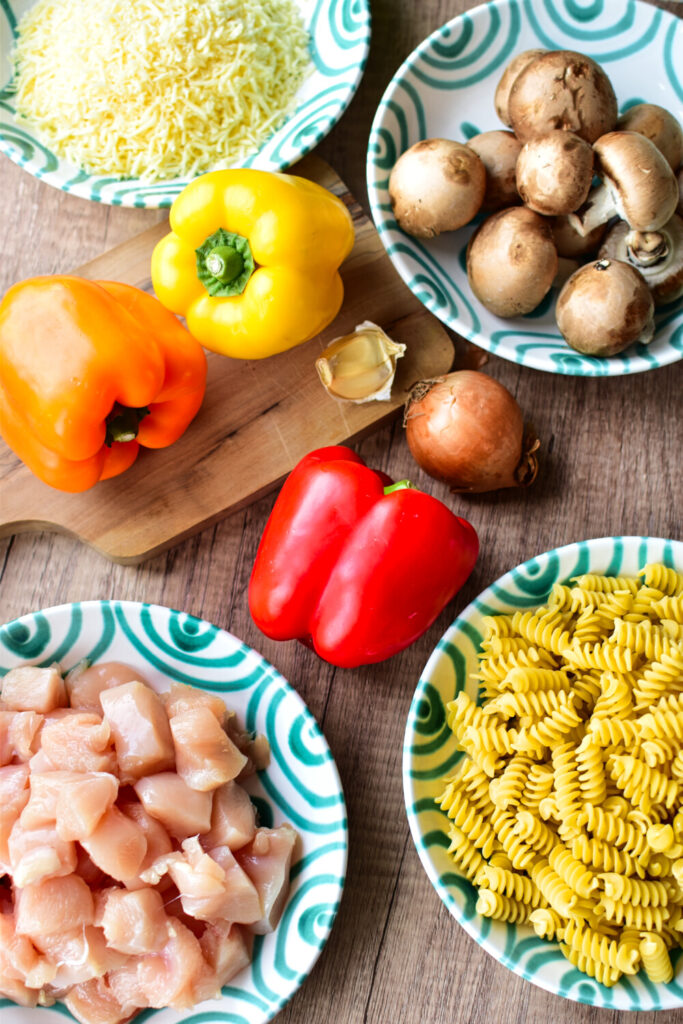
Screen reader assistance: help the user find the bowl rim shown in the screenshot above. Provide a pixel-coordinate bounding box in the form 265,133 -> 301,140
403,535 -> 683,1010
0,597 -> 349,1024
365,0 -> 683,377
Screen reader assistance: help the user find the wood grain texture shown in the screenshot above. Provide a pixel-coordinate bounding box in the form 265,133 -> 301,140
0,1 -> 682,1022
0,155 -> 453,561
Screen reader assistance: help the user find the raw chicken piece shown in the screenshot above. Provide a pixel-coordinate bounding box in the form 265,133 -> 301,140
0,763 -> 30,868
118,800 -> 173,888
0,710 -> 43,764
100,887 -> 168,955
100,681 -> 175,783
140,837 -> 261,924
105,959 -> 149,1015
205,844 -> 262,924
55,772 -> 119,841
65,976 -> 132,1024
236,825 -> 298,933
0,975 -> 39,1007
38,713 -> 117,774
9,821 -> 77,886
15,874 -> 94,937
81,806 -> 147,882
1,665 -> 67,713
134,772 -> 213,838
195,920 -> 250,999
201,780 -> 257,851
20,770 -> 81,829
170,705 -> 247,791
0,908 -> 54,989
33,926 -> 126,990
162,681 -> 227,724
136,917 -> 207,1008
226,715 -> 271,774
67,662 -> 145,714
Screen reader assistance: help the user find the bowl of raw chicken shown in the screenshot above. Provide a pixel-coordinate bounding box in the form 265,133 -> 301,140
0,600 -> 347,1024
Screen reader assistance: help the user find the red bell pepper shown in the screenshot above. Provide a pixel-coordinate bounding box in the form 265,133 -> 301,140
248,446 -> 479,668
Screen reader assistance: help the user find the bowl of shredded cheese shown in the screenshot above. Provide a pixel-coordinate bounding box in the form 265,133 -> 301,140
404,536 -> 683,1010
0,0 -> 370,206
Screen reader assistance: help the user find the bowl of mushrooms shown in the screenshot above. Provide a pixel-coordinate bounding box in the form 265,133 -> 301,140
367,0 -> 683,376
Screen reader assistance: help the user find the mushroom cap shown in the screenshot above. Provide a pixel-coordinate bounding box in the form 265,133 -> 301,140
594,131 -> 679,231
389,138 -> 486,238
494,49 -> 547,127
678,167 -> 683,217
552,215 -> 607,258
516,130 -> 594,216
555,258 -> 655,356
466,206 -> 558,318
466,130 -> 522,210
616,103 -> 683,171
508,50 -> 618,144
598,215 -> 683,307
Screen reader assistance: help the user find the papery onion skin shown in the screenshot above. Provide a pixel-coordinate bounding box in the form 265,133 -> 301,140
404,371 -> 540,493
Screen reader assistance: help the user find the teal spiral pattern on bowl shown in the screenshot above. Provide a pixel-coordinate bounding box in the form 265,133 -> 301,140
367,0 -> 683,376
0,601 -> 347,1024
404,536 -> 683,1010
0,0 -> 370,207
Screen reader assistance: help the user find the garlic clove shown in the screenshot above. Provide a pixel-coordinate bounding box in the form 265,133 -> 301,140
315,321 -> 406,403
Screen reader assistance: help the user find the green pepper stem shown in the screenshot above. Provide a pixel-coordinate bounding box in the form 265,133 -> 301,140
105,404 -> 150,446
205,245 -> 244,284
196,228 -> 255,298
383,479 -> 415,495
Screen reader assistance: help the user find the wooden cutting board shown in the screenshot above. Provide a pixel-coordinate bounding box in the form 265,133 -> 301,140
0,156 -> 454,563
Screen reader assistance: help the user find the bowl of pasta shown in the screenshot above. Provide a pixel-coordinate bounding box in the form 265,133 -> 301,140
404,536 -> 683,1009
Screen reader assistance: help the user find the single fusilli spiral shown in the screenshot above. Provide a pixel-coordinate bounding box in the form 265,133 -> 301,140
609,754 -> 679,811
512,610 -> 572,655
639,932 -> 674,983
579,803 -> 649,857
474,864 -> 546,907
562,917 -> 639,974
600,872 -> 670,907
639,563 -> 683,597
571,835 -> 645,879
475,889 -> 533,924
513,810 -> 559,857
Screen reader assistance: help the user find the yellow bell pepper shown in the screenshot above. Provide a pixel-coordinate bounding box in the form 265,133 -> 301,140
151,169 -> 355,360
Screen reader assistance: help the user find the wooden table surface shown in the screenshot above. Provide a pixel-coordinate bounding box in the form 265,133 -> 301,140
1,1 -> 682,1021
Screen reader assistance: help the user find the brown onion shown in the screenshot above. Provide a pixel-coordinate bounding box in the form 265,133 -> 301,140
403,371 -> 540,493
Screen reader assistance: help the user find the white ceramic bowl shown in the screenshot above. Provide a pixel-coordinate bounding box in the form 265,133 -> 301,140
0,0 -> 370,206
404,536 -> 683,1010
0,600 -> 348,1024
367,0 -> 683,376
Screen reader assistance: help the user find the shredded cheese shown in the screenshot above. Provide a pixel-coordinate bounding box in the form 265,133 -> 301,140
12,0 -> 311,181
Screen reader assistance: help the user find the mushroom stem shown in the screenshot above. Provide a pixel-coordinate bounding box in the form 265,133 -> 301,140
626,230 -> 668,267
569,182 -> 616,237
598,215 -> 683,307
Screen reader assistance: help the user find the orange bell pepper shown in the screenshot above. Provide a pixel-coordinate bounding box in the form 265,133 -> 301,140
0,276 -> 207,492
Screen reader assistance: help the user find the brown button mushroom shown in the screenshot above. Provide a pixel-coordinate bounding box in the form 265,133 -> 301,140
598,214 -> 683,307
678,167 -> 683,217
552,215 -> 607,259
516,130 -> 594,216
508,50 -> 617,144
570,131 -> 679,237
466,130 -> 522,211
388,138 -> 486,238
466,207 -> 558,318
616,103 -> 683,171
494,49 -> 547,127
555,258 -> 655,356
